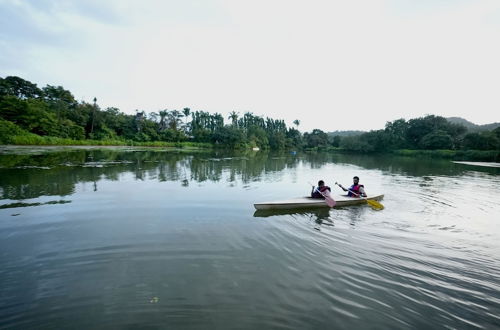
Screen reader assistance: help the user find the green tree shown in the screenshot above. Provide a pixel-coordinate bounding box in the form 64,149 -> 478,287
286,128 -> 303,149
360,130 -> 392,152
493,127 -> 500,140
384,118 -> 409,149
228,111 -> 239,126
0,76 -> 43,99
135,110 -> 146,133
21,99 -> 60,136
0,118 -> 32,143
462,131 -> 499,150
183,107 -> 191,132
331,135 -> 341,148
0,95 -> 27,123
247,126 -> 269,149
213,126 -> 246,148
167,110 -> 183,131
58,119 -> 85,140
0,97 -> 61,136
42,85 -> 77,106
268,131 -> 286,149
158,110 -> 168,131
303,129 -> 330,149
420,130 -> 453,150
340,135 -> 373,152
406,115 -> 466,149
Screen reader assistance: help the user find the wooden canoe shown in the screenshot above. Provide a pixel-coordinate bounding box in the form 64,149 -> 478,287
254,194 -> 384,210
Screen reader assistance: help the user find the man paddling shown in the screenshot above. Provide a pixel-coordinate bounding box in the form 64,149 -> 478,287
337,176 -> 367,197
311,180 -> 331,199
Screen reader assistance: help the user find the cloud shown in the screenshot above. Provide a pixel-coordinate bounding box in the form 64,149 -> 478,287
1,0 -> 499,131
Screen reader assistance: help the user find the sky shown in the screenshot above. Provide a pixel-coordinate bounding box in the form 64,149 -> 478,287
1,0 -> 499,132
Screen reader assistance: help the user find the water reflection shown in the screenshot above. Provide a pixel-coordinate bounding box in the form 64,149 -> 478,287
0,148 -> 302,201
0,147 -> 498,203
254,207 -> 334,231
252,203 -> 375,230
1,147 -> 500,329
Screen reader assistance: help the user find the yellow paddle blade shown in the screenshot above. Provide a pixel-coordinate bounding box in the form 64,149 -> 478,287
366,199 -> 384,210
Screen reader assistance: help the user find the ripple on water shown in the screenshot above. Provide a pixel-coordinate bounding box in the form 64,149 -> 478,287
1,150 -> 500,329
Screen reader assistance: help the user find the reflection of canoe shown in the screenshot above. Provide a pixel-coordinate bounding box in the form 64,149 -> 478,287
254,207 -> 332,218
254,194 -> 384,210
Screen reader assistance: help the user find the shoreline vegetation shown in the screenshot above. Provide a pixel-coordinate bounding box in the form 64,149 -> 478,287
1,75 -> 499,162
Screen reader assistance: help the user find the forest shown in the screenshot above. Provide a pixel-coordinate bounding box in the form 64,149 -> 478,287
1,75 -> 499,158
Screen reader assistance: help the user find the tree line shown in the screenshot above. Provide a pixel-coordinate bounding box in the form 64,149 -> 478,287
0,76 -> 304,149
335,116 -> 500,152
1,75 -> 499,153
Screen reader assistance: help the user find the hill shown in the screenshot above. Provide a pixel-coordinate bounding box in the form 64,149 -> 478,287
327,130 -> 365,137
328,118 -> 499,136
446,117 -> 500,132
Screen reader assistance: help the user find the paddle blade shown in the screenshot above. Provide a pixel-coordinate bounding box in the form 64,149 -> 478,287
366,199 -> 384,210
323,190 -> 336,208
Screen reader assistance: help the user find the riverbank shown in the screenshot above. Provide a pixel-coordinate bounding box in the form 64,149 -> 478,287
302,147 -> 499,162
1,130 -> 498,162
1,135 -> 213,149
392,149 -> 500,162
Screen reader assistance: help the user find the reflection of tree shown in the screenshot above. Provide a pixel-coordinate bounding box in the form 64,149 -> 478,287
303,152 -> 333,168
1,148 -> 488,201
0,149 -> 284,199
0,149 -> 298,200
0,169 -> 76,199
301,151 -> 500,177
189,157 -> 223,182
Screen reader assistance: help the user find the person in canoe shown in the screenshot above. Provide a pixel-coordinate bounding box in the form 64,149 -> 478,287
311,180 -> 331,199
337,176 -> 367,197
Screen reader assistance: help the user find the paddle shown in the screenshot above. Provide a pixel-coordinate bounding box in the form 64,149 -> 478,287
335,182 -> 384,210
308,182 -> 336,208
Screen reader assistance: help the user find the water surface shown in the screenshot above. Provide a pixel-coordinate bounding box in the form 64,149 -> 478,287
0,146 -> 499,329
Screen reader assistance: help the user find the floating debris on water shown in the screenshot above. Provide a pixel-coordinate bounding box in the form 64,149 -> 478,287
0,200 -> 72,209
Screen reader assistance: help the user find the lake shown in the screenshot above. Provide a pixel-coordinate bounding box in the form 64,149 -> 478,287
0,146 -> 499,329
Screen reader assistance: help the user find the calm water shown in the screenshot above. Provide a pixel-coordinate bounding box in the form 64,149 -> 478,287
0,146 -> 499,329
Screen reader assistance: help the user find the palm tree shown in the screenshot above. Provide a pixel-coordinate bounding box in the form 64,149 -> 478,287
183,108 -> 191,132
135,110 -> 145,132
228,111 -> 239,126
158,110 -> 168,131
90,97 -> 97,135
293,119 -> 300,130
149,112 -> 159,123
167,110 -> 182,131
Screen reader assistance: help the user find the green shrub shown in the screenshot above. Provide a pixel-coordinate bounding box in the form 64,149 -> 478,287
0,118 -> 36,143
